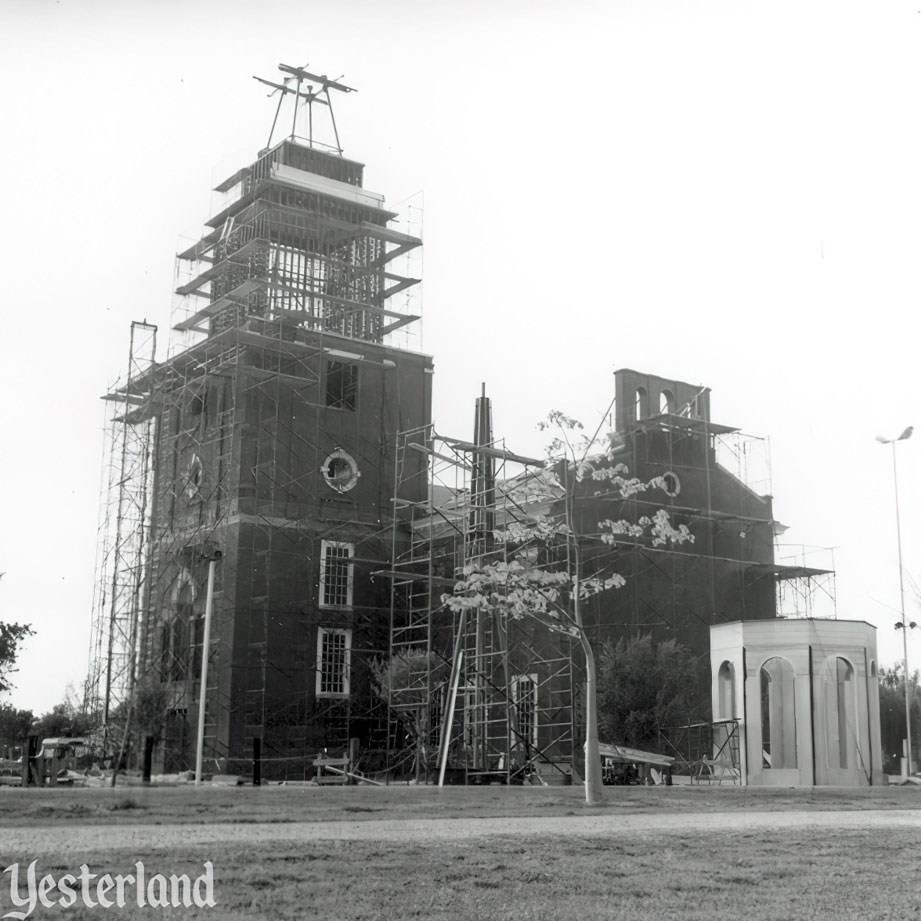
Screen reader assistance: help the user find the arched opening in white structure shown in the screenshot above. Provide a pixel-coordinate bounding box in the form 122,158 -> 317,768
717,660 -> 735,719
660,389 -> 675,414
760,657 -> 797,769
828,656 -> 856,770
635,387 -> 647,421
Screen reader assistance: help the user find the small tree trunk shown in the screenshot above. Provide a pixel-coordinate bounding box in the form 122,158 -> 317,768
570,525 -> 603,805
580,633 -> 604,805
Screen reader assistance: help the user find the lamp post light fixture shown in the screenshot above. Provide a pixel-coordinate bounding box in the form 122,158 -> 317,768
876,426 -> 914,777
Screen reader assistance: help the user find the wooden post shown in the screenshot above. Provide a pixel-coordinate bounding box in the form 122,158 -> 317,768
21,736 -> 37,787
142,736 -> 154,783
253,737 -> 261,787
348,738 -> 359,778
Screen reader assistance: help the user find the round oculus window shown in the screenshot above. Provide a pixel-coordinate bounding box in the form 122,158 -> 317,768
661,470 -> 681,498
322,449 -> 360,493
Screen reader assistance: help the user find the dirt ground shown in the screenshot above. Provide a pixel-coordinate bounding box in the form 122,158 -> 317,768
2,805 -> 920,857
0,782 -> 918,864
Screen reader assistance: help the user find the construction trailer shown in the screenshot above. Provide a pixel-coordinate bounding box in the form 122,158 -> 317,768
86,66 -> 837,782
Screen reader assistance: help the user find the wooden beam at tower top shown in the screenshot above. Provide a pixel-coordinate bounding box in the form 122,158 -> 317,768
277,64 -> 356,94
252,76 -> 330,105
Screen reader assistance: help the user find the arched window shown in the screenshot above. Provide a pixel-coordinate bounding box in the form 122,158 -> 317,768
660,389 -> 676,414
717,661 -> 735,719
829,657 -> 856,769
760,657 -> 797,769
635,387 -> 647,421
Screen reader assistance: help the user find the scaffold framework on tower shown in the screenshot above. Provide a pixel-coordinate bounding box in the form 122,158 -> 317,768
85,64 -> 432,777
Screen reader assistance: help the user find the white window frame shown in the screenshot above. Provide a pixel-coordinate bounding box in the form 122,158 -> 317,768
316,627 -> 352,698
319,540 -> 354,609
511,673 -> 539,748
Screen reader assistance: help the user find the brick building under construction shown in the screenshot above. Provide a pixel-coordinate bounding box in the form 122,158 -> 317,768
86,65 -> 834,781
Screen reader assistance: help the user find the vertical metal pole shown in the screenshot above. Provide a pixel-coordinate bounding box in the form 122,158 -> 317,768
195,556 -> 217,786
438,652 -> 464,787
808,645 -> 816,786
291,78 -> 302,138
326,87 -> 342,153
439,614 -> 466,787
892,442 -> 913,778
863,647 -> 873,786
741,647 -> 749,785
474,610 -> 485,771
385,432 -> 400,784
267,93 -> 284,148
702,412 -> 717,619
138,409 -> 161,680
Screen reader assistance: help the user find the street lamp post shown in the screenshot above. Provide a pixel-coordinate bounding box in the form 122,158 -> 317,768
195,549 -> 222,787
877,426 -> 914,777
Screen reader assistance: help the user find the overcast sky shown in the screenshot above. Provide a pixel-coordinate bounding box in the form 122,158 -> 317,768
2,0 -> 919,716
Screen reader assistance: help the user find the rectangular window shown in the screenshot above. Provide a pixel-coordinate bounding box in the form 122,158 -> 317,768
511,674 -> 538,749
325,361 -> 358,410
316,627 -> 351,697
320,540 -> 354,608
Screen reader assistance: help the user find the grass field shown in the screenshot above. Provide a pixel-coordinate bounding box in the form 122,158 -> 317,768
0,785 -> 919,920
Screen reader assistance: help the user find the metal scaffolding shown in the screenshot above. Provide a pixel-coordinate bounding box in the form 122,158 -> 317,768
385,394 -> 576,785
85,321 -> 158,751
